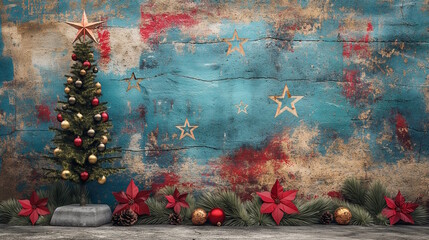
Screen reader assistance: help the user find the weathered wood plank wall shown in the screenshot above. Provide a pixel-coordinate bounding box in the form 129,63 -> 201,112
0,0 -> 428,205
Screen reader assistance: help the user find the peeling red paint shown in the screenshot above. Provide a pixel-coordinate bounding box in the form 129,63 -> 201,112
35,104 -> 51,122
212,136 -> 289,199
395,113 -> 412,150
138,104 -> 147,123
342,22 -> 373,58
139,8 -> 198,42
327,191 -> 343,199
97,28 -> 111,65
150,172 -> 196,193
342,69 -> 371,104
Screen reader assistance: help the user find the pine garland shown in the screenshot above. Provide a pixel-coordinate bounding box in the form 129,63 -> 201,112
281,198 -> 334,226
0,182 -> 89,225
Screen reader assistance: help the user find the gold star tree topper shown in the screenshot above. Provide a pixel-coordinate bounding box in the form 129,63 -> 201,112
66,10 -> 103,43
269,83 -> 303,118
223,29 -> 248,56
176,118 -> 198,140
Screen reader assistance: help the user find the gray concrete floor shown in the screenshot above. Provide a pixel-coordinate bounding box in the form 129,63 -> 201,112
0,224 -> 428,240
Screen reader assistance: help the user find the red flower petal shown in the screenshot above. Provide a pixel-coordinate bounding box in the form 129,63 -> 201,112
178,193 -> 188,202
36,206 -> 50,216
271,205 -> 284,225
126,179 -> 139,199
112,191 -> 129,203
178,201 -> 190,209
401,202 -> 419,214
384,196 -> 396,209
394,191 -> 405,208
113,203 -> 129,215
166,202 -> 175,209
165,195 -> 176,204
174,203 -> 182,214
381,208 -> 397,219
260,203 -> 276,214
29,210 -> 39,225
270,179 -> 283,200
281,190 -> 298,201
135,190 -> 151,202
400,212 -> 414,224
389,214 -> 401,225
36,198 -> 48,207
18,207 -> 33,216
138,202 -> 150,215
30,191 -> 39,205
173,188 -> 180,199
18,199 -> 32,210
279,202 -> 299,215
257,192 -> 274,203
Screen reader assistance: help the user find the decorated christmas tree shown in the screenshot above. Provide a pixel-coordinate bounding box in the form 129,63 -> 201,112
44,11 -> 122,206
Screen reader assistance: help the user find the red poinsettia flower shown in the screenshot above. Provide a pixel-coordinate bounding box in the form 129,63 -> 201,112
112,179 -> 151,215
382,191 -> 418,225
165,188 -> 189,214
257,179 -> 299,225
18,191 -> 50,225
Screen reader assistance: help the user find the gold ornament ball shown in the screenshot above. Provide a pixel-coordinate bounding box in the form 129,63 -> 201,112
95,82 -> 101,88
61,170 -> 71,180
64,87 -> 70,94
101,135 -> 108,144
98,175 -> 107,184
334,207 -> 352,225
80,69 -> 86,76
88,154 -> 97,164
61,120 -> 70,130
77,113 -> 83,120
191,208 -> 207,225
96,89 -> 102,95
89,53 -> 94,59
53,147 -> 62,156
67,77 -> 73,84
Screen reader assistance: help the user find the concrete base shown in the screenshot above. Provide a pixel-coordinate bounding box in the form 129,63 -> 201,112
50,204 -> 111,227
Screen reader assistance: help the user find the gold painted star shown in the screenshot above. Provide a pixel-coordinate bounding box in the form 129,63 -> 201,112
223,29 -> 248,56
176,118 -> 198,140
66,10 -> 103,43
235,101 -> 248,114
268,83 -> 303,118
125,72 -> 143,92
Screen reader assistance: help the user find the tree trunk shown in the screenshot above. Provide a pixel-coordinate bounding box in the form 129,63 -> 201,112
80,183 -> 86,206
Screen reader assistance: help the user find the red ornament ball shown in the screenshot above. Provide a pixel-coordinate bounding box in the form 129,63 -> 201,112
57,113 -> 63,122
74,136 -> 82,147
101,112 -> 109,122
83,60 -> 91,69
80,171 -> 89,182
72,53 -> 77,61
208,208 -> 225,226
91,97 -> 99,106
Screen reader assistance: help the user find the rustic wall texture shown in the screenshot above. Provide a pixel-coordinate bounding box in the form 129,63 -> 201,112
0,0 -> 428,206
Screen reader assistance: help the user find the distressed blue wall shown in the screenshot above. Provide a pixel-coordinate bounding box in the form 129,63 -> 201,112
0,0 -> 428,206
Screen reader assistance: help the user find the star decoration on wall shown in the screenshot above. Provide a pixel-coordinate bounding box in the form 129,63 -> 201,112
124,72 -> 143,92
223,29 -> 248,56
176,118 -> 198,140
66,10 -> 103,43
235,101 -> 248,114
268,83 -> 303,118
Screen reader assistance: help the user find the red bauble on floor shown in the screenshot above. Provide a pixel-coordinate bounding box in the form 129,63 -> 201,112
208,208 -> 225,226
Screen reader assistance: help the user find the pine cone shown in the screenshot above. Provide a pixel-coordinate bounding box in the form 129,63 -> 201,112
320,211 -> 334,224
112,209 -> 138,226
169,213 -> 183,225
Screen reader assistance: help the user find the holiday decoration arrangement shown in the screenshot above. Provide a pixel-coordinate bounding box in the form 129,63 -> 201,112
108,178 -> 428,227
1,178 -> 428,226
